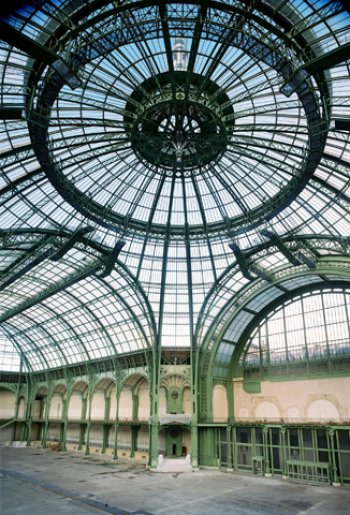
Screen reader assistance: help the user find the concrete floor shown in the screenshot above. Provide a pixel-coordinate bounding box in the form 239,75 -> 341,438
1,447 -> 350,515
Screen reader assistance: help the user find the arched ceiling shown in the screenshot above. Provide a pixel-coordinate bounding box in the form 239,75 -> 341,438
0,0 -> 350,372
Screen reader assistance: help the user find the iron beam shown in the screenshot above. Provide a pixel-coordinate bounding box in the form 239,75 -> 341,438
0,261 -> 102,324
0,248 -> 53,292
0,21 -> 59,65
303,42 -> 350,74
50,226 -> 93,261
0,107 -> 24,120
97,240 -> 126,278
334,118 -> 350,131
229,242 -> 255,281
0,21 -> 81,89
261,230 -> 301,266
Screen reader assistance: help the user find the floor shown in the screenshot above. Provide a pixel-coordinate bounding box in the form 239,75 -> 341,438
1,447 -> 350,514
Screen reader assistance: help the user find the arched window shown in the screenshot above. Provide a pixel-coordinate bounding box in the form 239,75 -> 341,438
240,289 -> 350,377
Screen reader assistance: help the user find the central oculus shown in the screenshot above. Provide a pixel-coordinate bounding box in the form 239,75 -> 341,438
124,72 -> 234,175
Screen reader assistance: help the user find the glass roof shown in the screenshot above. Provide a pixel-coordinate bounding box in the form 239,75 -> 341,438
0,0 -> 350,372
236,288 -> 350,379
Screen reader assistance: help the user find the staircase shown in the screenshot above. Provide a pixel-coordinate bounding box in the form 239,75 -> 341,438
156,455 -> 192,473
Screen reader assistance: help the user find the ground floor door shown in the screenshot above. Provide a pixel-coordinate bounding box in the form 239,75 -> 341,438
165,427 -> 186,457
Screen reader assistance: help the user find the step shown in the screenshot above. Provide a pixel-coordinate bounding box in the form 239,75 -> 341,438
156,455 -> 192,473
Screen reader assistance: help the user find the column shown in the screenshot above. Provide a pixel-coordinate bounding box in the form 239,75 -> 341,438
280,427 -> 287,479
328,428 -> 340,486
78,396 -> 87,451
226,425 -> 233,470
131,426 -> 140,458
263,426 -> 271,476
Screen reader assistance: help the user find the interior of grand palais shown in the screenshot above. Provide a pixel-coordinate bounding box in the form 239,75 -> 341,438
1,0 -> 350,513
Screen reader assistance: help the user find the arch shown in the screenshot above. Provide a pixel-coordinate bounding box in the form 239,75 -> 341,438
122,372 -> 149,388
72,380 -> 89,396
35,386 -> 48,397
307,399 -> 340,422
201,269 -> 350,384
254,401 -> 280,421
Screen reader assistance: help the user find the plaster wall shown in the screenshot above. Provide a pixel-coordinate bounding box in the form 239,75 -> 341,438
233,376 -> 350,422
32,399 -> 42,418
68,393 -> 83,419
0,425 -> 12,443
109,388 -> 117,420
30,422 -> 40,440
118,426 -> 131,449
49,394 -> 63,419
159,387 -> 166,415
67,423 -> 80,442
90,425 -> 103,445
137,427 -> 149,451
119,388 -> 132,419
0,389 -> 15,418
47,422 -> 60,440
158,429 -> 166,454
138,381 -> 150,420
183,386 -> 191,414
18,397 -> 26,418
182,429 -> 191,454
213,385 -> 228,421
91,391 -> 105,420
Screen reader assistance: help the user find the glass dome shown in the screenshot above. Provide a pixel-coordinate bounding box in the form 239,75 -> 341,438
0,0 -> 350,371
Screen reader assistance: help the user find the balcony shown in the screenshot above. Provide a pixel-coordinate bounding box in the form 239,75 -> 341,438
158,413 -> 191,426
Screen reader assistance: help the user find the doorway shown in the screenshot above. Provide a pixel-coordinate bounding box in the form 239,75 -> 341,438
166,427 -> 183,457
165,426 -> 191,457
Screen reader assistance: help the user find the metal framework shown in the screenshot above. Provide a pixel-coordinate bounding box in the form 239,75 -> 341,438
0,0 -> 350,474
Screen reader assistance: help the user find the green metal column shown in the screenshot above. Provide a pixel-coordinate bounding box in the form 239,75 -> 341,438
263,426 -> 271,476
41,395 -> 52,448
328,428 -> 340,486
102,424 -> 110,454
232,426 -> 238,470
199,427 -> 216,467
78,395 -> 88,450
132,393 -> 139,421
60,397 -> 68,452
85,384 -> 94,456
104,395 -> 111,422
11,359 -> 23,443
102,394 -> 111,454
280,426 -> 287,478
149,348 -> 160,469
131,425 -> 140,458
190,377 -> 199,467
78,424 -> 86,450
149,351 -> 160,466
227,425 -> 233,470
113,382 -> 122,460
227,380 -> 234,422
24,386 -> 35,446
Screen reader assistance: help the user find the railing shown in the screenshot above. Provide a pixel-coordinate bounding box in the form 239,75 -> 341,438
0,418 -> 17,429
286,459 -> 331,485
199,416 -> 350,425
